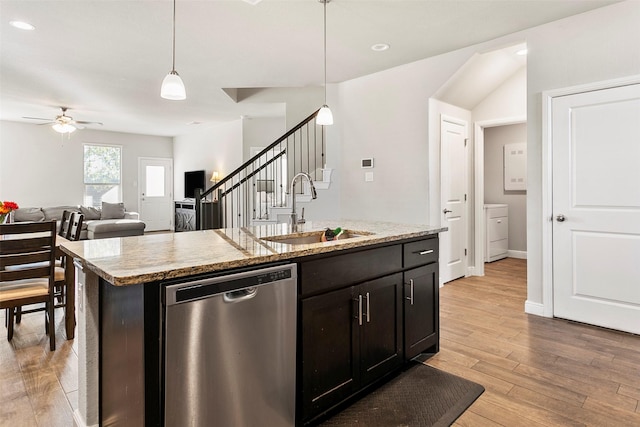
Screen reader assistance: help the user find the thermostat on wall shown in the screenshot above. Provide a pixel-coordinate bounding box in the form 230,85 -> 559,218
361,158 -> 374,168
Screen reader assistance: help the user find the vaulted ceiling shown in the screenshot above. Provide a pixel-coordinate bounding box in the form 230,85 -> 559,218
0,0 -> 619,136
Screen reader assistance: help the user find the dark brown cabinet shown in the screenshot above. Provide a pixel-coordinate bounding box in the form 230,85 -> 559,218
298,236 -> 440,425
403,236 -> 439,359
404,263 -> 438,359
301,273 -> 403,422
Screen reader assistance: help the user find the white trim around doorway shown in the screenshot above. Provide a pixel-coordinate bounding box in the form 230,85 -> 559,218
473,116 -> 526,278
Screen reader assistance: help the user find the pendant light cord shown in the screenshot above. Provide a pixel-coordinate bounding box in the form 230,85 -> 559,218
172,0 -> 177,72
323,0 -> 327,104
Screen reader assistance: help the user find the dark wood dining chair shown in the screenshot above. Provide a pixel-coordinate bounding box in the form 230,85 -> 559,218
53,211 -> 83,308
58,209 -> 73,239
0,221 -> 58,350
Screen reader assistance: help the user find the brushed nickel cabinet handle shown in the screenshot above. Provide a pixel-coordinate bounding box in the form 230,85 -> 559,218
406,279 -> 414,305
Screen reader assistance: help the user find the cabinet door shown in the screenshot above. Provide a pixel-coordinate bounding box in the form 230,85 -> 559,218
359,273 -> 403,385
301,286 -> 359,421
404,263 -> 439,359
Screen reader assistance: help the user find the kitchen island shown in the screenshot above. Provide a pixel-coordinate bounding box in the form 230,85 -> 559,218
60,220 -> 445,427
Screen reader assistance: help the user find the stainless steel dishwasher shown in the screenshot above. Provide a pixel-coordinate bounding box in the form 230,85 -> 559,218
163,263 -> 297,427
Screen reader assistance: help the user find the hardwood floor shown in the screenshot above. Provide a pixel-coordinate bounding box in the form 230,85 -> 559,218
1,258 -> 639,426
428,258 -> 640,426
0,307 -> 77,427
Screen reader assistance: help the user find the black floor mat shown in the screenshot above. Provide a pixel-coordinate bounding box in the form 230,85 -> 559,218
320,362 -> 485,427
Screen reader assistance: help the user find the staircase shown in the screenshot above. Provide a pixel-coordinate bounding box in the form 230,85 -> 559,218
194,109 -> 328,229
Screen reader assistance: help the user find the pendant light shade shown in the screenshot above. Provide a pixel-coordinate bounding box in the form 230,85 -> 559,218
316,105 -> 333,126
161,71 -> 186,100
317,0 -> 332,126
52,123 -> 76,134
161,0 -> 186,100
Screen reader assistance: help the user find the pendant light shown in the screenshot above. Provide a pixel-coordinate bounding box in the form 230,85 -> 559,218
316,0 -> 333,126
161,0 -> 186,100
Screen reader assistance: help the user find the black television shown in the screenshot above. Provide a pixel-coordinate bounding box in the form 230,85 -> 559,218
184,170 -> 206,199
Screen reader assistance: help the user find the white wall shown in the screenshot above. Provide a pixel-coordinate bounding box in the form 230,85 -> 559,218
473,66 -> 527,123
242,117 -> 286,161
0,121 -> 172,210
337,52 -> 475,225
173,120 -> 242,200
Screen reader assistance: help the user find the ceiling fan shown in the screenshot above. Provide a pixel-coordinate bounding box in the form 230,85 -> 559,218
23,107 -> 103,134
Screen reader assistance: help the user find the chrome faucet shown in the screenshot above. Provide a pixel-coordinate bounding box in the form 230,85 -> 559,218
289,172 -> 317,230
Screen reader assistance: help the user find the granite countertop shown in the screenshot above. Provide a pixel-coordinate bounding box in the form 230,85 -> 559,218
60,220 -> 446,286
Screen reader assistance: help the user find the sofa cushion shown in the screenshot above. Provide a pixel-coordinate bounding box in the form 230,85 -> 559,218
101,202 -> 125,219
80,206 -> 102,220
87,219 -> 145,239
42,206 -> 79,221
13,207 -> 45,222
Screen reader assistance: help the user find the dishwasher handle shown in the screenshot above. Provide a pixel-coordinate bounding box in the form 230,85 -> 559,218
223,287 -> 258,303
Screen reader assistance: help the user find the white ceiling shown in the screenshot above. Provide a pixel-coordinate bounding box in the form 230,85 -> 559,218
0,0 -> 619,137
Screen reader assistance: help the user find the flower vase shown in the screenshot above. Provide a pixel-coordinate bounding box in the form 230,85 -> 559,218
1,212 -> 13,224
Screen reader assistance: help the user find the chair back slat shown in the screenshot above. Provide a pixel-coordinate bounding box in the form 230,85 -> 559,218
0,265 -> 52,282
0,222 -> 56,235
0,250 -> 51,268
0,236 -> 54,254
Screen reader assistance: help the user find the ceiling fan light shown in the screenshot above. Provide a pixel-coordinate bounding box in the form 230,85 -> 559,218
161,71 -> 186,100
317,105 -> 333,126
52,123 -> 76,134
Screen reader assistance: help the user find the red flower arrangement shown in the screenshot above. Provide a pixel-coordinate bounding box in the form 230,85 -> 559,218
0,200 -> 19,223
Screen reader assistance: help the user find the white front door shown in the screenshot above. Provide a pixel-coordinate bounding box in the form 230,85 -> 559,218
440,115 -> 468,284
552,83 -> 640,335
138,157 -> 173,232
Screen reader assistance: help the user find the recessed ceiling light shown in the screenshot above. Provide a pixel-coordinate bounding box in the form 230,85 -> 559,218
9,20 -> 35,31
516,48 -> 528,56
187,121 -> 202,125
371,43 -> 390,52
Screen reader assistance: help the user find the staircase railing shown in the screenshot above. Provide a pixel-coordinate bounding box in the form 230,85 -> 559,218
195,109 -> 325,229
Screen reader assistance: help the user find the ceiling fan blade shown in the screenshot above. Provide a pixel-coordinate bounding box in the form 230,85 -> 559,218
37,121 -> 55,126
75,120 -> 103,126
23,116 -> 52,121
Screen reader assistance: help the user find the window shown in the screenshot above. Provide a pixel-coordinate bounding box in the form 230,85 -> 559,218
83,144 -> 122,207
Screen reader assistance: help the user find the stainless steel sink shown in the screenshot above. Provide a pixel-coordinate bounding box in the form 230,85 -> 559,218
261,230 -> 374,245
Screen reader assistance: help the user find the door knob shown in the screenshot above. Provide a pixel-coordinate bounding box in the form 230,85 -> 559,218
443,209 -> 452,214
556,214 -> 566,222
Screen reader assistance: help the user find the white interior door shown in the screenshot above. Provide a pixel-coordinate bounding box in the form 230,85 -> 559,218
139,157 -> 173,232
552,83 -> 640,334
440,116 -> 468,284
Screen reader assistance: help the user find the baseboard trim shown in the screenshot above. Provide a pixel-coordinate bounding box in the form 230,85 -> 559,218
508,250 -> 527,259
73,410 -> 98,427
524,300 -> 546,317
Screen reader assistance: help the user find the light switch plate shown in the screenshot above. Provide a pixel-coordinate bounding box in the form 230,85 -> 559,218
365,172 -> 374,182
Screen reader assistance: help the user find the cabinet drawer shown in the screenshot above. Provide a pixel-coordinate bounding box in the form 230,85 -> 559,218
403,238 -> 438,268
486,206 -> 508,218
489,239 -> 508,257
488,217 -> 508,241
300,245 -> 402,296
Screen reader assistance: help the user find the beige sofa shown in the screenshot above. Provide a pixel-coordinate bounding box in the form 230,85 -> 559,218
14,203 -> 145,240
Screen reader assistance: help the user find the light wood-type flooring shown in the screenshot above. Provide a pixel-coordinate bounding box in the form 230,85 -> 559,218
428,258 -> 640,426
1,258 -> 639,426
